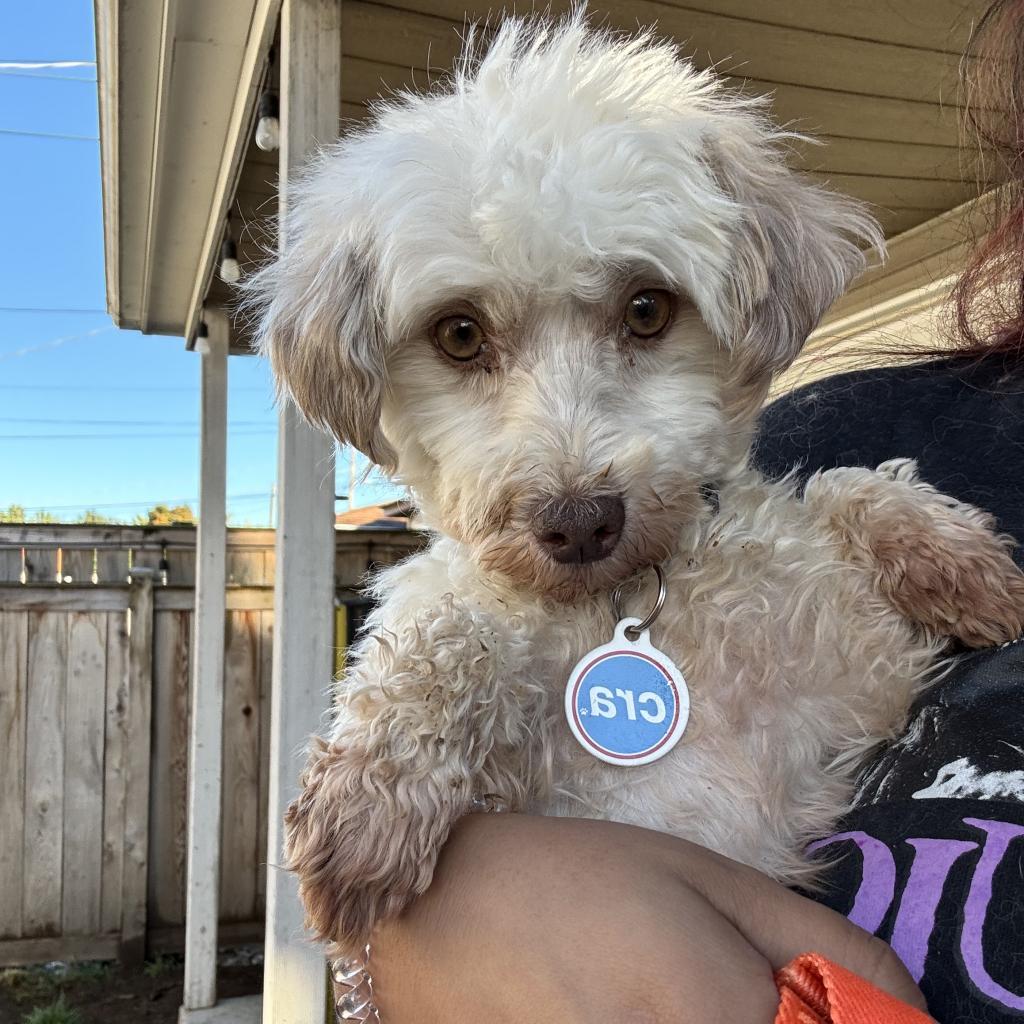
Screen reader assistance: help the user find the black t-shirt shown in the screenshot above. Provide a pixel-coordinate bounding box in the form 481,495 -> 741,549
754,356 -> 1024,1023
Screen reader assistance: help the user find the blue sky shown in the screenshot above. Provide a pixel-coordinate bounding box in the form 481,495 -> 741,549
0,1 -> 397,524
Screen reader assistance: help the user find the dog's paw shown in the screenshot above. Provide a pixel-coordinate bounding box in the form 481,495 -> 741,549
285,738 -> 464,955
806,464 -> 1024,648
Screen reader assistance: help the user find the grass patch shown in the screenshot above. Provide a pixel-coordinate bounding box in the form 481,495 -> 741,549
0,968 -> 31,992
0,962 -> 112,1004
60,962 -> 110,986
0,969 -> 51,1003
21,994 -> 82,1024
142,953 -> 180,979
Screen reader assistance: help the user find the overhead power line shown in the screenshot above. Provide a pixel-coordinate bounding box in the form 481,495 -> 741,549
3,429 -> 276,441
0,61 -> 95,69
0,384 -> 270,393
0,305 -> 108,313
0,416 -> 275,427
0,128 -> 98,142
0,70 -> 96,83
18,492 -> 273,513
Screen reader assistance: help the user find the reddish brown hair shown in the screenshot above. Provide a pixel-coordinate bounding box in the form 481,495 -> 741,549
953,0 -> 1024,361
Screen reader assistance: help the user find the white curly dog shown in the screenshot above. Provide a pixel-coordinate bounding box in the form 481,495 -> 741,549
245,16 -> 1024,956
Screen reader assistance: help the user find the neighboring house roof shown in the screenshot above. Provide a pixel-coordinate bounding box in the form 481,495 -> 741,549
335,500 -> 415,530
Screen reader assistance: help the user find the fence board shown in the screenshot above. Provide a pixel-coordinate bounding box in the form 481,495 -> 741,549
154,587 -> 275,612
2,525 -> 190,548
0,587 -> 129,612
22,612 -> 68,936
21,549 -> 57,584
335,547 -> 372,591
226,549 -> 269,586
120,578 -> 154,964
0,612 -> 28,938
62,612 -> 108,935
170,549 -> 197,586
0,548 -> 23,584
98,548 -> 128,584
0,934 -> 121,967
62,548 -> 96,585
220,611 -> 262,921
148,609 -> 193,927
100,611 -> 129,935
1,527 -> 419,586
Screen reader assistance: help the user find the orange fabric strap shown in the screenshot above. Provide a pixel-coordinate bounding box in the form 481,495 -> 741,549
775,953 -> 933,1024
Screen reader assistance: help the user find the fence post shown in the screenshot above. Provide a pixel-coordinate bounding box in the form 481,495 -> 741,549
120,571 -> 154,965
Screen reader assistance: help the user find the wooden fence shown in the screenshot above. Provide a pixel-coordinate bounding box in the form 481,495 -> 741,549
0,524 -> 423,966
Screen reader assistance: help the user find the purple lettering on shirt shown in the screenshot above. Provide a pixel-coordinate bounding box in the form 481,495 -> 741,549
961,817 -> 1024,1010
807,830 -> 896,934
890,838 -> 978,982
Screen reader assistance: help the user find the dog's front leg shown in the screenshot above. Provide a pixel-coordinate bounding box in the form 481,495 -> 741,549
805,459 -> 1024,647
285,591 -> 548,956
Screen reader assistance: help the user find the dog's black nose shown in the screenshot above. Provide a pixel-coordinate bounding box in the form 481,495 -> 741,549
532,495 -> 625,564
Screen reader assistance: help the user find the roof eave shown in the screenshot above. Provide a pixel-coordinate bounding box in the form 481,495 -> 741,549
94,0 -> 120,326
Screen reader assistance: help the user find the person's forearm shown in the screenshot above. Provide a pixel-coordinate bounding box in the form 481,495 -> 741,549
369,814 -> 928,1023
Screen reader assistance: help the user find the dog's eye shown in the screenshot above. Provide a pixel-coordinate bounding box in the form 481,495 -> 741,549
623,290 -> 673,339
434,316 -> 486,362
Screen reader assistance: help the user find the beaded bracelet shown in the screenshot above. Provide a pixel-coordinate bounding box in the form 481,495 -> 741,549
332,946 -> 380,1022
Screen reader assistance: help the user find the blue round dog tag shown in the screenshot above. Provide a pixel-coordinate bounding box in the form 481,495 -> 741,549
565,617 -> 689,766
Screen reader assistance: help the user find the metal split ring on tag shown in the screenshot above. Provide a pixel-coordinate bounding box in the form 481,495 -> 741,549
565,564 -> 690,767
611,562 -> 667,640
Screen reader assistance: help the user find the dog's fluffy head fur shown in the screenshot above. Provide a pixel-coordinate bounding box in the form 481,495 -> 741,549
246,15 -> 882,601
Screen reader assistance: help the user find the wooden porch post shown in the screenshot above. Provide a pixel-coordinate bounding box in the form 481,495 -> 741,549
182,309 -> 229,1011
263,1 -> 340,1020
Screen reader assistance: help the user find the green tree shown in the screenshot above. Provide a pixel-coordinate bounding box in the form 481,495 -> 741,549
137,503 -> 196,526
0,505 -> 55,523
78,509 -> 114,525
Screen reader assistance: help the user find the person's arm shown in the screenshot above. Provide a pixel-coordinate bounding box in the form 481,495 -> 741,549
371,814 -> 929,1023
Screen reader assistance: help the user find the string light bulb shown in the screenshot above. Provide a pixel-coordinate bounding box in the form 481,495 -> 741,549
219,214 -> 241,284
255,89 -> 280,151
255,48 -> 280,152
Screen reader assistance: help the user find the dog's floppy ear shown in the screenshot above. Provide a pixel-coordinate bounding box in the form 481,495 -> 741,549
243,208 -> 396,469
712,140 -> 883,379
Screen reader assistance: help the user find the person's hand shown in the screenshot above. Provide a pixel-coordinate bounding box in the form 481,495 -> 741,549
372,814 -> 929,1024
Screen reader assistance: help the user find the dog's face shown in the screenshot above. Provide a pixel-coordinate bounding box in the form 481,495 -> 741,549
248,18 -> 880,601
383,282 -> 724,599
